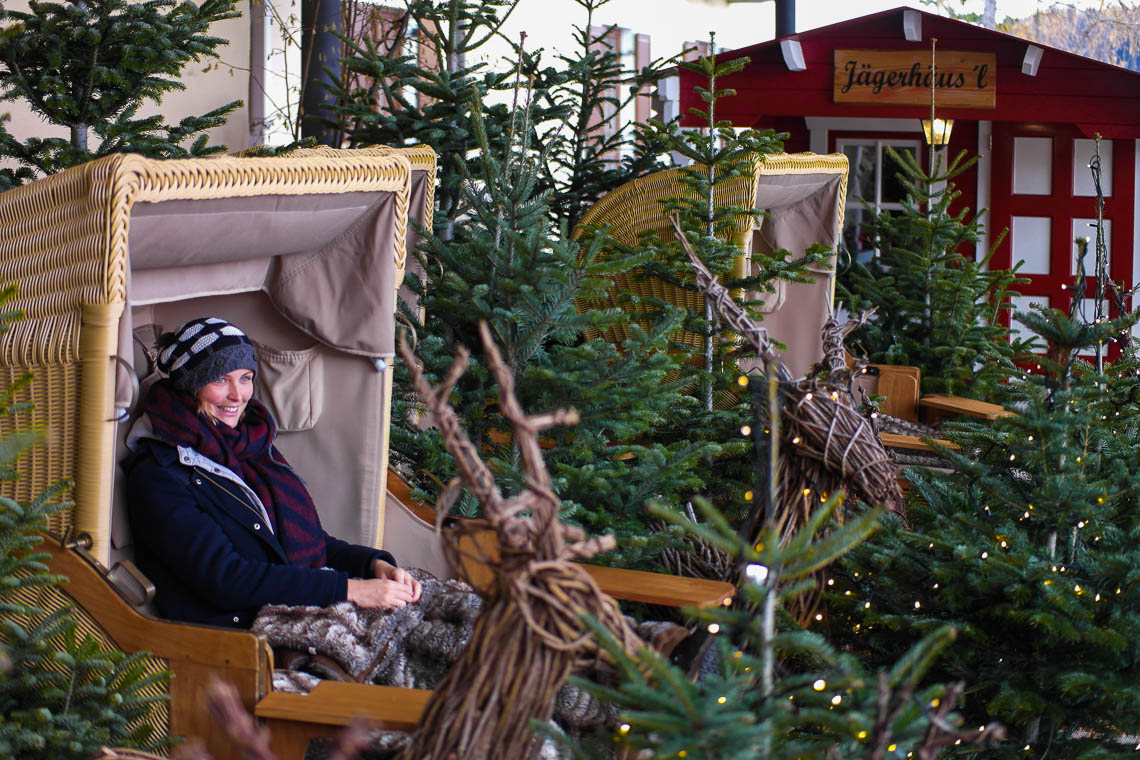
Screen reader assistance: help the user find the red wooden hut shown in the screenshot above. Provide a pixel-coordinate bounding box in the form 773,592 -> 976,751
682,6 -> 1140,344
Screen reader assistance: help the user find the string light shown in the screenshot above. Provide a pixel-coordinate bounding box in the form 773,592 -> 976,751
707,624 -> 720,634
717,696 -> 727,704
740,425 -> 751,437
744,564 -> 769,583
737,375 -> 749,387
831,695 -> 842,705
981,551 -> 989,559
744,490 -> 754,501
827,578 -> 835,586
857,731 -> 868,740
805,392 -> 813,401
914,601 -> 921,609
813,679 -> 826,691
930,698 -> 940,707
619,724 -> 630,734
888,744 -> 897,752
792,436 -> 802,444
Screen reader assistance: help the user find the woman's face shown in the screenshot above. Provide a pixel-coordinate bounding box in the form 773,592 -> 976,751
196,368 -> 255,428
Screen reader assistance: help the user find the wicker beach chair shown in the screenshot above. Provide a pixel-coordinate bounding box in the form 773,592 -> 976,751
572,152 -> 850,380
0,148 -> 732,760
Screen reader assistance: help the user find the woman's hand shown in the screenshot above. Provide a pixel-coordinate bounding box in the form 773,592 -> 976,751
346,577 -> 419,609
371,559 -> 423,602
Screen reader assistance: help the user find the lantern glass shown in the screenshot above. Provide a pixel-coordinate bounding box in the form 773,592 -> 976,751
922,118 -> 954,146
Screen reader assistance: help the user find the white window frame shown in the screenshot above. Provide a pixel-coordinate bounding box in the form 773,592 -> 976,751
837,137 -> 922,259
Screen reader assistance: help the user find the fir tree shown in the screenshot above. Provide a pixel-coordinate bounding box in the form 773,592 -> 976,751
838,148 -> 1027,397
0,285 -> 169,758
332,0 -> 671,235
388,102 -> 711,568
0,0 -> 241,191
826,301 -> 1140,756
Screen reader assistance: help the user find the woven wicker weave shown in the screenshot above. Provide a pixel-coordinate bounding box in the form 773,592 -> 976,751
0,150 -> 413,566
571,152 -> 849,351
10,567 -> 170,750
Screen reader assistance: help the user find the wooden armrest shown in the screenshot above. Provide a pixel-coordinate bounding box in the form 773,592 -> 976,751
42,535 -> 269,760
579,564 -> 733,608
879,432 -> 958,451
918,394 -> 1011,421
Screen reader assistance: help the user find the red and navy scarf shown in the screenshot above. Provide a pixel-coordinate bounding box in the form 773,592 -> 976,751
138,379 -> 328,569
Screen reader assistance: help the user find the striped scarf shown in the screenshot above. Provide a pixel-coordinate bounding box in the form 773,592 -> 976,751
138,379 -> 328,569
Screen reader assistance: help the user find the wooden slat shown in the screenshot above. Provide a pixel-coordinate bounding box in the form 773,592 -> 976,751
579,564 -> 733,609
257,681 -> 431,760
880,432 -> 958,451
255,681 -> 430,730
919,393 -> 1012,420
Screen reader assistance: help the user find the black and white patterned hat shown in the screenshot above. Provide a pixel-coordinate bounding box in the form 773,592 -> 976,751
155,317 -> 258,396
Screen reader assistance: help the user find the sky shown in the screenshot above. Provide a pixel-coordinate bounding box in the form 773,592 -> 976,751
495,0 -> 1118,63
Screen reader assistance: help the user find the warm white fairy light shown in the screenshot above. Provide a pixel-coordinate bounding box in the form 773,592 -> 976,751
708,623 -> 720,634
740,425 -> 751,437
744,564 -> 769,583
619,724 -> 630,734
737,375 -> 749,387
813,679 -> 826,691
981,551 -> 989,559
717,696 -> 727,704
831,694 -> 842,705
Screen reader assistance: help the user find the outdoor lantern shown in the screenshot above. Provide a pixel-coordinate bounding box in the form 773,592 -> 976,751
922,117 -> 955,146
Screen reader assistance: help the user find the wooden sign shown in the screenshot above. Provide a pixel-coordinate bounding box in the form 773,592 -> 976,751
834,49 -> 996,109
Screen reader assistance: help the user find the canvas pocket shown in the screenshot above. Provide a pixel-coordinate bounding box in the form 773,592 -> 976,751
254,342 -> 325,432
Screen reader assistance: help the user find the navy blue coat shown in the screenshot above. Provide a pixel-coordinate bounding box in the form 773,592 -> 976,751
124,438 -> 394,628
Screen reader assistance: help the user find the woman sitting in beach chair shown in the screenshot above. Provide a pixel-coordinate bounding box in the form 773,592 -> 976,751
123,317 -> 422,629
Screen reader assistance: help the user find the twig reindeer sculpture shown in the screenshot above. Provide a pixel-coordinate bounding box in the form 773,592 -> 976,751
397,323 -> 644,760
669,214 -> 903,623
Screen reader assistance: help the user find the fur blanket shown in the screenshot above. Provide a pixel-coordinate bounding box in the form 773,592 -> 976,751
253,569 -> 687,758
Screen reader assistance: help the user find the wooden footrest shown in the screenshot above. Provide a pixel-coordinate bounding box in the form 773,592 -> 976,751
256,681 -> 431,760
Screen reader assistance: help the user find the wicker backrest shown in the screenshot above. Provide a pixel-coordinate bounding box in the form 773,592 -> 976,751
572,152 -> 849,377
0,150 -> 415,565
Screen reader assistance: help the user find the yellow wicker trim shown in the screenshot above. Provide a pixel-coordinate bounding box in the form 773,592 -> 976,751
8,571 -> 171,753
330,145 -> 439,291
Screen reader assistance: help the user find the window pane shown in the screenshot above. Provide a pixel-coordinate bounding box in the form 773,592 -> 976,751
842,144 -> 876,204
881,146 -> 915,204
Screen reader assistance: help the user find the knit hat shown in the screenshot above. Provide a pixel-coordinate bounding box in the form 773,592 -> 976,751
155,317 -> 258,396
